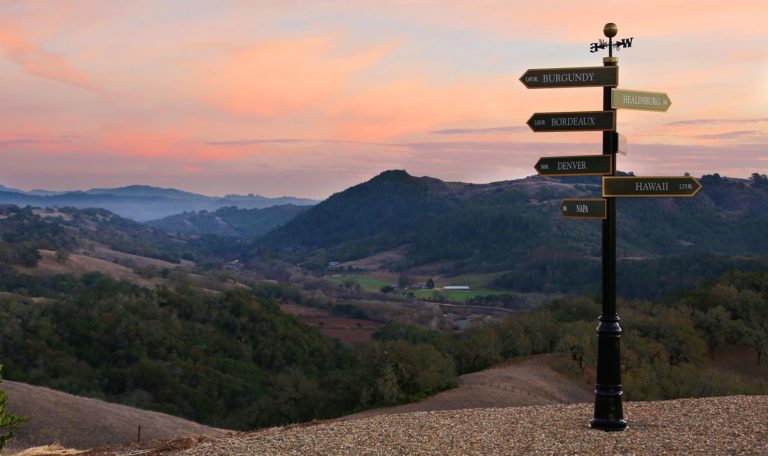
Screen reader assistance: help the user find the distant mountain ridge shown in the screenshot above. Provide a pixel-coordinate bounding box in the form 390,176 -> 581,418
254,170 -> 768,279
0,184 -> 316,221
147,204 -> 308,240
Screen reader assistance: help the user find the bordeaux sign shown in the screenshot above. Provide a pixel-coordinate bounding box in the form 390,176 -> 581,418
527,111 -> 615,132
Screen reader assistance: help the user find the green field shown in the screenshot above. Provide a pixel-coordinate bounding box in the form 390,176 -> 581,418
432,272 -> 505,289
330,273 -> 506,301
413,288 -> 501,301
330,275 -> 391,291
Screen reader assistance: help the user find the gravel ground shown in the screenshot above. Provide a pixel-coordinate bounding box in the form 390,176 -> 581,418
167,395 -> 768,456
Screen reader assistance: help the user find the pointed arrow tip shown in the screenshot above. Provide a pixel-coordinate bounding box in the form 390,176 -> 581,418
691,177 -> 702,196
519,71 -> 529,87
526,114 -> 536,131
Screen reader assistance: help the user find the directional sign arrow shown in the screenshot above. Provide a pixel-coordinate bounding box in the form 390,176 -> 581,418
611,89 -> 671,112
535,155 -> 612,176
602,176 -> 702,197
520,66 -> 618,89
561,199 -> 607,219
527,111 -> 615,132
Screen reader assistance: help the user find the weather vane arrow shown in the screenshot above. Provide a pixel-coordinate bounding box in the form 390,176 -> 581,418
589,23 -> 633,55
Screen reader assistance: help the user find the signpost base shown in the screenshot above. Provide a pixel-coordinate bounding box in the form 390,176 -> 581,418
590,417 -> 628,432
591,314 -> 627,431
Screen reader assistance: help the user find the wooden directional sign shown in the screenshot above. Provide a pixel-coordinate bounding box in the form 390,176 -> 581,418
527,111 -> 615,132
520,66 -> 618,89
602,176 -> 702,197
561,199 -> 606,219
535,155 -> 612,176
611,89 -> 671,112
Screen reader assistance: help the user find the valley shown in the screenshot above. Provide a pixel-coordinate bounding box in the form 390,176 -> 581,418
0,171 -> 767,452
3,5 -> 766,453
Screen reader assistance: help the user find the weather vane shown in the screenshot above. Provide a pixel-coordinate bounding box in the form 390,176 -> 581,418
589,23 -> 633,55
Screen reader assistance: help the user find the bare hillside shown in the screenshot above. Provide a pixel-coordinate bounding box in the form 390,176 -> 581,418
345,354 -> 591,419
16,250 -> 163,288
2,381 -> 226,451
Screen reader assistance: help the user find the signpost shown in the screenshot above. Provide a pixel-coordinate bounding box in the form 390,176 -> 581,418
534,155 -> 612,176
520,22 -> 700,432
602,176 -> 701,197
561,199 -> 607,219
527,111 -> 615,132
519,66 -> 618,88
612,89 -> 671,112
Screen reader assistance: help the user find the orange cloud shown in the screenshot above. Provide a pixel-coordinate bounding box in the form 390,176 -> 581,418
202,35 -> 397,116
0,28 -> 100,94
327,75 -> 521,141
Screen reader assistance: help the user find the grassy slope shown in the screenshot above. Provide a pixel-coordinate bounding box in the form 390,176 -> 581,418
3,380 -> 225,451
343,354 -> 592,420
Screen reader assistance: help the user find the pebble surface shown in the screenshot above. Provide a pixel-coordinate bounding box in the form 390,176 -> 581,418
169,395 -> 768,456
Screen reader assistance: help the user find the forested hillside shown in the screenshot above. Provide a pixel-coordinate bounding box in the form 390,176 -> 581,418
0,205 -> 254,270
0,273 -> 457,429
256,171 -> 768,271
0,173 -> 766,435
1,268 -> 765,431
147,205 -> 307,240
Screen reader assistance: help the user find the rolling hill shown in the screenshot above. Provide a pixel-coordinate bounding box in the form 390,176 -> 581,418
0,184 -> 316,221
2,380 -> 226,451
0,205 -> 193,264
252,170 -> 768,298
147,204 -> 308,240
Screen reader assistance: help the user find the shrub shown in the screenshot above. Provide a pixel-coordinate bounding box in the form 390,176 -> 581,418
0,365 -> 27,449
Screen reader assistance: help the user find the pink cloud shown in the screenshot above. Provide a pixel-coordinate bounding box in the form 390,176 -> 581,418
0,28 -> 100,94
201,35 -> 398,116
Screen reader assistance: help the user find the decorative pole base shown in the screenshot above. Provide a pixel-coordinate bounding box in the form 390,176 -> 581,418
591,417 -> 628,432
591,313 -> 626,431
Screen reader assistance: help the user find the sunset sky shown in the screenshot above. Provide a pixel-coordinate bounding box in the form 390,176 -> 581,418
1,1 -> 766,198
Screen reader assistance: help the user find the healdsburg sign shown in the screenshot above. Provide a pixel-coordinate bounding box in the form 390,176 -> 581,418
611,89 -> 671,112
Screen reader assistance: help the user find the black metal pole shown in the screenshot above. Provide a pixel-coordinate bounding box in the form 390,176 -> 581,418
591,49 -> 627,431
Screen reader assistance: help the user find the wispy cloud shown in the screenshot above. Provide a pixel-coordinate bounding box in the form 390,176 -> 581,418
0,137 -> 73,147
0,29 -> 101,94
201,35 -> 397,116
430,126 -> 527,135
204,138 -> 403,147
667,118 -> 768,126
696,130 -> 768,141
